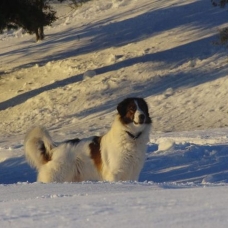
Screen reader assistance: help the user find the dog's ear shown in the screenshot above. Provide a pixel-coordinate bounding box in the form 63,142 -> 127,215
117,99 -> 128,116
139,98 -> 149,115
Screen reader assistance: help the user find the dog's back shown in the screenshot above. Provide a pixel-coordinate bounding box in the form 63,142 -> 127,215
24,126 -> 55,170
24,127 -> 101,182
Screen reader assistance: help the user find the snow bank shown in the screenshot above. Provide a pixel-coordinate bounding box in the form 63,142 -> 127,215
1,0 -> 228,226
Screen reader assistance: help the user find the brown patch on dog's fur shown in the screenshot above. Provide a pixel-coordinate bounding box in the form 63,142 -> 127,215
118,99 -> 136,124
124,100 -> 137,123
89,136 -> 102,172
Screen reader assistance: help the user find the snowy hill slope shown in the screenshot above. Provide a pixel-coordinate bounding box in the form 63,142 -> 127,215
0,0 -> 227,136
0,0 -> 228,227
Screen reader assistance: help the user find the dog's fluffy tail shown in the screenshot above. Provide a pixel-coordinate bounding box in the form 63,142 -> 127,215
24,126 -> 56,170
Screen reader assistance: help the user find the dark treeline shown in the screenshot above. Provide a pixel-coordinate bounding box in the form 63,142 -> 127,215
211,0 -> 228,45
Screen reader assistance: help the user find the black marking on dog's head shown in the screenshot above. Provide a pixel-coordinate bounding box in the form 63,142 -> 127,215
89,136 -> 102,172
64,138 -> 81,145
117,97 -> 151,125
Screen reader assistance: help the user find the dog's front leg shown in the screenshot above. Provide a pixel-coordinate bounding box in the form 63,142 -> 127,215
103,171 -> 121,182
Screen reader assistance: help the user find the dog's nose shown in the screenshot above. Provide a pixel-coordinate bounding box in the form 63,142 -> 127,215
139,114 -> 145,123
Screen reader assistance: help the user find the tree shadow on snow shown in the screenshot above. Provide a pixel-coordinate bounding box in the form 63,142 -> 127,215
0,33 -> 227,112
0,1 -> 227,111
140,143 -> 228,184
0,156 -> 36,184
0,74 -> 83,111
0,0 -> 227,111
1,0 -> 226,70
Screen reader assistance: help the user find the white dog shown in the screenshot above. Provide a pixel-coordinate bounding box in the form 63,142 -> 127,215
24,97 -> 151,183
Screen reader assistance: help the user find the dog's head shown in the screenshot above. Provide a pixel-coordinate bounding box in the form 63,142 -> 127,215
117,97 -> 151,130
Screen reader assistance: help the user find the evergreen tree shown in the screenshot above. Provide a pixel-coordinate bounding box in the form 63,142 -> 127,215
0,0 -> 91,41
27,0 -> 57,41
0,0 -> 64,41
211,0 -> 228,7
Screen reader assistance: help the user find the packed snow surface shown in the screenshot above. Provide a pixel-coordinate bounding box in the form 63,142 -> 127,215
0,0 -> 228,227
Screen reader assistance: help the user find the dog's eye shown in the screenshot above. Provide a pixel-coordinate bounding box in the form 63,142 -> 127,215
129,106 -> 136,112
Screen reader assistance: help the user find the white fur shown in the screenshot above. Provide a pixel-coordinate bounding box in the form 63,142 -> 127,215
134,100 -> 145,124
24,126 -> 55,170
100,115 -> 150,181
24,111 -> 151,183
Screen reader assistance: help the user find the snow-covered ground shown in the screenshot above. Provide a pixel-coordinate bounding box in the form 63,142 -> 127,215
0,0 -> 228,227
